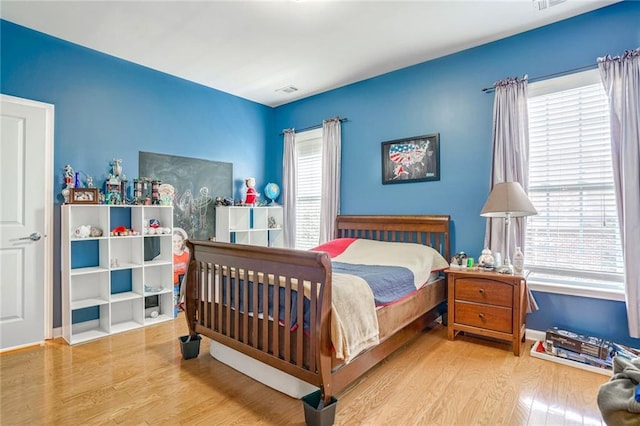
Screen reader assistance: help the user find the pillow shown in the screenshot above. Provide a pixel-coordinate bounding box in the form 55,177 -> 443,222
314,238 -> 449,287
310,238 -> 357,258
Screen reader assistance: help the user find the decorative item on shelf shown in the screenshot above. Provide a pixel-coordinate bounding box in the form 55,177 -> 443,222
264,183 -> 280,205
158,183 -> 175,206
144,284 -> 163,293
105,190 -> 121,205
69,188 -> 99,205
111,225 -> 139,236
268,216 -> 277,228
449,251 -> 468,269
61,164 -> 75,203
133,178 -> 146,204
144,219 -> 170,235
215,196 -> 233,206
112,159 -> 122,178
244,177 -> 259,206
120,176 -> 128,204
72,225 -> 102,239
478,248 -> 495,271
480,181 -> 537,274
114,161 -> 128,203
63,164 -> 74,187
86,176 -> 94,188
105,158 -> 128,205
494,252 -> 502,268
513,246 -> 525,274
74,225 -> 91,238
151,180 -> 161,204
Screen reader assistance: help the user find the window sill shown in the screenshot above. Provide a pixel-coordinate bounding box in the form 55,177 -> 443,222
527,279 -> 625,302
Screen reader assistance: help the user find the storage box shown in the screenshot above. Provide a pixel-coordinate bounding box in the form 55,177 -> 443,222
545,327 -> 612,360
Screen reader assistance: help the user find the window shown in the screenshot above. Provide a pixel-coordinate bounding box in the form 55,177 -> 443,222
525,69 -> 624,294
295,128 -> 322,250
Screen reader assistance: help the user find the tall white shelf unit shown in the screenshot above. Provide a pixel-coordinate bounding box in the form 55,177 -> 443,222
215,205 -> 283,247
62,204 -> 174,345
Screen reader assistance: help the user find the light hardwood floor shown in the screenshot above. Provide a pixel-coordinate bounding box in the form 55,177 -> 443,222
1,316 -> 609,425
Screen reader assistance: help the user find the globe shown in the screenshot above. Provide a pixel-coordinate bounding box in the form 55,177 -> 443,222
264,183 -> 280,205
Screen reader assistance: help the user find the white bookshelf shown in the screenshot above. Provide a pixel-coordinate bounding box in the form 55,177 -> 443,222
215,206 -> 283,248
61,204 -> 174,345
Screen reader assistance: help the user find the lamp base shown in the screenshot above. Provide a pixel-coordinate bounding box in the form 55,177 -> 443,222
497,264 -> 515,274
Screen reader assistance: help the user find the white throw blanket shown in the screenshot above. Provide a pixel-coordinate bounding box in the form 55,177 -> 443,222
330,273 -> 380,363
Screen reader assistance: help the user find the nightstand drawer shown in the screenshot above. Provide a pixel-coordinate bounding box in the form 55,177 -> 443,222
454,278 -> 513,307
454,301 -> 513,334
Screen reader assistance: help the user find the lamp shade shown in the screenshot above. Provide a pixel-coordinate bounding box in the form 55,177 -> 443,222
480,182 -> 537,218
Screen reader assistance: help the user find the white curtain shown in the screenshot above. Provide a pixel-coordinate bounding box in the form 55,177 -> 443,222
484,77 -> 530,260
598,48 -> 640,338
319,118 -> 341,243
282,129 -> 296,248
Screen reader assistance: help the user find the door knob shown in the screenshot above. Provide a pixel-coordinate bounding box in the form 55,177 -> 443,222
19,232 -> 42,241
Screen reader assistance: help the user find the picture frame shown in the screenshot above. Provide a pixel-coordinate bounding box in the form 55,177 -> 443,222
69,188 -> 99,204
381,133 -> 440,184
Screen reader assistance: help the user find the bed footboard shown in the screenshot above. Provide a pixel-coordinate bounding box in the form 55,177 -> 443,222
184,240 -> 335,404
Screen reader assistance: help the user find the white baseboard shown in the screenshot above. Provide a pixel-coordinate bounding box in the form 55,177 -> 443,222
526,328 -> 546,342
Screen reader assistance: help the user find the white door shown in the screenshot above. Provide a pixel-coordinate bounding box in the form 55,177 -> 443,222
0,94 -> 54,351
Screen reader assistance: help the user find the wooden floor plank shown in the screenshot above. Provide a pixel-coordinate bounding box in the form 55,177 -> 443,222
0,316 -> 608,425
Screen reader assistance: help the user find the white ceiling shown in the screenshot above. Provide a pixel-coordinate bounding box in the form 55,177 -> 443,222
1,0 -> 619,107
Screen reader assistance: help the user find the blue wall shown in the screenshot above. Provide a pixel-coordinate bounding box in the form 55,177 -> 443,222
1,20 -> 274,328
2,1 -> 639,346
270,1 -> 640,347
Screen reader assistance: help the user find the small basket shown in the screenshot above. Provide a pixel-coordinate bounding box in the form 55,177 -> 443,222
178,334 -> 201,360
301,390 -> 338,426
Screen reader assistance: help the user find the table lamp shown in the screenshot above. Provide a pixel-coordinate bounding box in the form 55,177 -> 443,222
480,182 -> 537,274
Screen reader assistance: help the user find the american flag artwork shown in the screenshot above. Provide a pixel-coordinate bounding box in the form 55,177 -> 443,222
389,143 -> 426,179
382,134 -> 440,184
389,143 -> 426,165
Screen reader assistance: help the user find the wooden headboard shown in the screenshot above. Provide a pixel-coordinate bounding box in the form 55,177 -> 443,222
335,215 -> 450,261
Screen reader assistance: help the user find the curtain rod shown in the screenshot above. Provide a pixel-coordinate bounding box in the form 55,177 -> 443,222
279,117 -> 348,136
481,63 -> 597,93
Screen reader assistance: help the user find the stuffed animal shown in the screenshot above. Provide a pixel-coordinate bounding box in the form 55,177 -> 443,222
244,177 -> 260,205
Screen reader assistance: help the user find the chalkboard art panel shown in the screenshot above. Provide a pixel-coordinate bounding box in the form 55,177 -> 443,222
139,151 -> 233,240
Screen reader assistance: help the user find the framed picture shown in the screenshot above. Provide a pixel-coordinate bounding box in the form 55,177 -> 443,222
381,133 -> 440,184
70,188 -> 99,204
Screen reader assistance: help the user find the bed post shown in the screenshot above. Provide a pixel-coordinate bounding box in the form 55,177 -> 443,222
184,240 -> 198,338
318,254 -> 333,405
301,253 -> 338,425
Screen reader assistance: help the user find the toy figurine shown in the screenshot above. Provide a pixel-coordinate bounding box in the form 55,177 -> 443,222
62,165 -> 75,203
112,159 -> 122,178
244,177 -> 260,206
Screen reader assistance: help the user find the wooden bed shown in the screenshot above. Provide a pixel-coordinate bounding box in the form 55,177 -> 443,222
183,214 -> 450,417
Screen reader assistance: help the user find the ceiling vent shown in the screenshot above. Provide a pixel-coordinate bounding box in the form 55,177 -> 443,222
276,85 -> 299,94
533,0 -> 566,10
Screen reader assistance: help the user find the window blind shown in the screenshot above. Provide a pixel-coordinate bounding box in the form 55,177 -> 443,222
295,134 -> 322,250
526,76 -> 624,289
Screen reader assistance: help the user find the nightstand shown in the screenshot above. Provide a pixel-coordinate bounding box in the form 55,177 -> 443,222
446,268 -> 527,356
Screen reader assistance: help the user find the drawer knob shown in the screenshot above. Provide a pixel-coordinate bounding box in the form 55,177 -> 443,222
478,313 -> 485,320
478,288 -> 485,294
